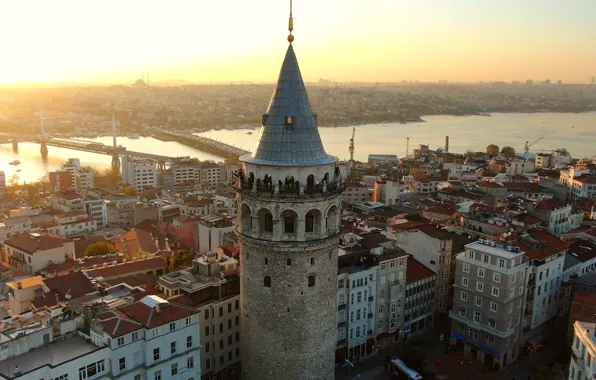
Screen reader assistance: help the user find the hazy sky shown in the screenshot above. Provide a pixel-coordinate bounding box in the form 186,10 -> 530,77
1,0 -> 595,85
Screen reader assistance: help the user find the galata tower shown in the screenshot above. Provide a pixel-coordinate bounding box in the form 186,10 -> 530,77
234,3 -> 343,380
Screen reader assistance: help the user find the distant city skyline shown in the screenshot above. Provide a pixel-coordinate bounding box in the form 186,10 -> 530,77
1,0 -> 595,85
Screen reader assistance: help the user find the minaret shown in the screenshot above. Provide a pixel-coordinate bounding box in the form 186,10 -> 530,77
235,3 -> 343,379
39,110 -> 48,157
111,109 -> 121,169
348,126 -> 355,176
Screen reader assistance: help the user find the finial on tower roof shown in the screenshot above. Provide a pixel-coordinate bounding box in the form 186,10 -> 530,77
287,0 -> 294,44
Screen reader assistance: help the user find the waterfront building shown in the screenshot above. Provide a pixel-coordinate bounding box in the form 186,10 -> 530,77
49,171 -> 74,192
449,239 -> 529,369
122,157 -> 158,193
234,9 -> 344,379
569,320 -> 596,380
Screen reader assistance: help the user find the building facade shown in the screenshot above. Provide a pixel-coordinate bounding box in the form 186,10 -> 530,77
122,157 -> 158,193
449,239 -> 529,370
569,321 -> 596,380
234,36 -> 343,379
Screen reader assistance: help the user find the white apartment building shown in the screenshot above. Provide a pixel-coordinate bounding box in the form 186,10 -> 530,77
560,167 -> 596,200
337,258 -> 378,360
394,224 -> 453,313
61,158 -> 81,188
515,231 -> 567,334
47,211 -> 98,237
194,216 -> 235,254
505,160 -> 535,176
569,320 -> 596,380
84,194 -> 108,228
374,250 -> 408,347
75,167 -> 95,191
528,199 -> 581,237
0,216 -> 32,245
403,257 -> 437,337
0,171 -> 5,198
90,295 -> 201,380
377,180 -> 413,205
199,163 -> 223,186
123,157 -> 158,192
158,252 -> 241,379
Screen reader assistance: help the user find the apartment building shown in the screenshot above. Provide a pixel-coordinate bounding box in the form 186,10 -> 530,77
569,321 -> 596,380
336,248 -> 378,361
91,295 -> 201,380
194,215 -> 235,254
527,199 -> 582,237
394,223 -> 453,313
49,171 -> 74,192
199,163 -> 223,187
158,251 -> 241,380
515,231 -> 567,337
560,167 -> 596,200
343,182 -> 369,204
75,167 -> 95,191
172,158 -> 201,184
449,239 -> 529,370
5,232 -> 75,274
60,158 -> 81,188
47,210 -> 97,237
374,250 -> 408,347
403,256 -> 436,338
0,171 -> 5,198
123,157 -> 158,193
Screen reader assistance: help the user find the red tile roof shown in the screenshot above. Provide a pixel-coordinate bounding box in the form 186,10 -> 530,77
104,273 -> 158,288
94,309 -> 143,337
377,249 -> 408,262
574,176 -> 596,184
32,271 -> 95,309
113,228 -> 158,254
406,256 -> 436,283
119,296 -> 196,328
415,224 -> 453,240
86,256 -> 166,280
477,181 -> 503,188
424,204 -> 459,216
533,199 -> 566,211
54,191 -> 84,200
514,230 -> 569,260
5,232 -> 67,254
41,255 -> 123,276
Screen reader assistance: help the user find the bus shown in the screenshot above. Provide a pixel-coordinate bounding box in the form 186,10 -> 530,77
391,358 -> 422,380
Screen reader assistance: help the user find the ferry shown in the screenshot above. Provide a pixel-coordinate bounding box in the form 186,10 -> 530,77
247,131 -> 253,135
9,160 -> 20,165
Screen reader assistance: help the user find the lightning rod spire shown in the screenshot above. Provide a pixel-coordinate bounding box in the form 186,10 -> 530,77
287,0 -> 294,44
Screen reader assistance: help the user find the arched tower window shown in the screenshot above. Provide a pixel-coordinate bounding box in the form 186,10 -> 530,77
265,257 -> 268,265
258,209 -> 274,233
326,205 -> 338,232
281,210 -> 297,234
307,175 -> 315,193
308,275 -> 316,287
310,257 -> 315,265
264,276 -> 271,288
287,258 -> 292,266
305,209 -> 321,234
240,204 -> 252,234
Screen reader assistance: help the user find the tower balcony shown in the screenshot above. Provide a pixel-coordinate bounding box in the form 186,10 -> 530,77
233,177 -> 345,199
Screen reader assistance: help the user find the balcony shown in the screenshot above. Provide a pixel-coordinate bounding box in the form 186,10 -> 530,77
338,303 -> 346,311
338,321 -> 346,328
527,278 -> 536,288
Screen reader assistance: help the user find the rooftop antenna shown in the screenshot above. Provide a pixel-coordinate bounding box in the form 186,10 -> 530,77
287,0 -> 294,44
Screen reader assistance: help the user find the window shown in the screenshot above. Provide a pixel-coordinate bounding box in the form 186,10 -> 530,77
477,268 -> 485,278
236,331 -> 240,341
460,291 -> 468,301
185,317 -> 192,325
284,215 -> 295,233
170,341 -> 177,354
235,299 -> 239,310
187,356 -> 194,368
287,258 -> 291,266
381,263 -> 386,271
119,357 -> 126,371
474,311 -> 481,323
236,316 -> 240,326
169,322 -> 176,331
135,375 -> 141,380
310,257 -> 315,265
153,347 -> 160,361
79,360 -> 105,379
55,375 -> 69,380
476,282 -> 484,292
490,302 -> 498,312
493,272 -> 501,283
264,276 -> 271,288
491,287 -> 500,297
475,296 -> 482,307
206,359 -> 210,370
205,325 -> 210,336
498,259 -> 506,268
285,115 -> 294,127
131,331 -> 138,341
219,323 -> 224,333
487,336 -> 494,344
463,263 -> 470,273
117,337 -> 124,347
458,323 -> 465,333
462,277 -> 469,287
205,309 -> 210,320
228,351 -> 233,361
187,335 -> 193,348
171,363 -> 178,376
308,275 -> 315,287
483,254 -> 489,264
468,250 -> 475,259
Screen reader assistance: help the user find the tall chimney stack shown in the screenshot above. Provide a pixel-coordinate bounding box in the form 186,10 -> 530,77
445,136 -> 449,153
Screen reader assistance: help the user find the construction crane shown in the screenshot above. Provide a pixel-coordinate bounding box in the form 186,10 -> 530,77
524,137 -> 544,155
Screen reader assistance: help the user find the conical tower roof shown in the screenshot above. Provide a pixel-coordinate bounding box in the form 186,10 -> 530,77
243,45 -> 336,167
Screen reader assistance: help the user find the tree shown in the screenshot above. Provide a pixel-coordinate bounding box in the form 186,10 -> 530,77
486,144 -> 499,156
500,146 -> 516,157
169,250 -> 194,271
85,242 -> 116,257
123,186 -> 138,196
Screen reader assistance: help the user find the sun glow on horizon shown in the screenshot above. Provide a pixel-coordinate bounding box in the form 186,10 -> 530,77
1,0 -> 595,85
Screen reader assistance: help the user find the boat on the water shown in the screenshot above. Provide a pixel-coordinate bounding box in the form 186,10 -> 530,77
247,132 -> 253,135
9,160 -> 20,165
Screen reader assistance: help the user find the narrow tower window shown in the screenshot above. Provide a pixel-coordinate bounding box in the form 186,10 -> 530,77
264,276 -> 271,288
285,115 -> 294,128
265,257 -> 268,265
308,275 -> 315,287
287,258 -> 291,266
310,257 -> 315,265
305,213 -> 314,233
